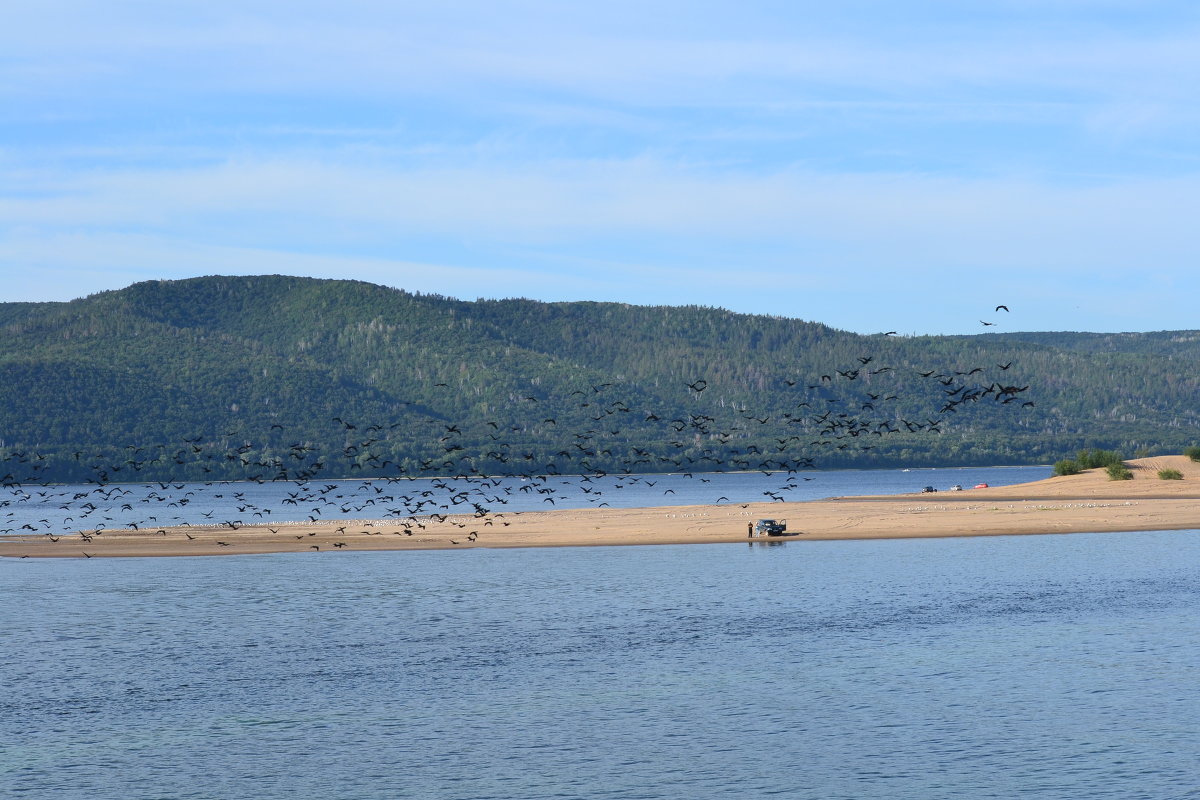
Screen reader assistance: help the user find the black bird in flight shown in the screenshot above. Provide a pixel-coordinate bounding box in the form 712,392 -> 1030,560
995,305 -> 1009,312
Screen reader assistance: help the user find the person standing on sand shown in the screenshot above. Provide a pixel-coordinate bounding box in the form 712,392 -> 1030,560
747,522 -> 753,538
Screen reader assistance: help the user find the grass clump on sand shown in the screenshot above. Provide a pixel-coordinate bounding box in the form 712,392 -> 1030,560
1106,463 -> 1133,481
1186,446 -> 1200,462
1158,468 -> 1184,480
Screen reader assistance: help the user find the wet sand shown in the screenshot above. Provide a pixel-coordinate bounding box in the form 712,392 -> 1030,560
4,456 -> 1200,558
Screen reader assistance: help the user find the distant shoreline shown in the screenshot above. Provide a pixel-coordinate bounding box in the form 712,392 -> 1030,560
0,461 -> 1054,489
3,457 -> 1197,559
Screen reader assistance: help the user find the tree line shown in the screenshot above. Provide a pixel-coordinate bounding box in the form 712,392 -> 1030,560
2,275 -> 1198,484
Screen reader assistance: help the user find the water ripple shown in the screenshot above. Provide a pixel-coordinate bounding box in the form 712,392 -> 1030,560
3,530 -> 1200,799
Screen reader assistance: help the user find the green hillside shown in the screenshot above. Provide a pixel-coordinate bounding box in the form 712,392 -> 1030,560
2,275 -> 1198,484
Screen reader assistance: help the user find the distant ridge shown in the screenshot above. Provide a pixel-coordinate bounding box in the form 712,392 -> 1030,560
1,274 -> 1198,482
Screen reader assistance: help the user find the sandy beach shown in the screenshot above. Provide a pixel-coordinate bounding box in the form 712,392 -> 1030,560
4,456 -> 1199,558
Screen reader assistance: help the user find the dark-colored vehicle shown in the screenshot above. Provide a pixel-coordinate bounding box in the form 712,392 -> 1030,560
921,486 -> 937,493
754,519 -> 790,536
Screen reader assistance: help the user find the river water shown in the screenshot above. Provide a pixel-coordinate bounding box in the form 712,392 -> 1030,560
4,466 -> 1199,798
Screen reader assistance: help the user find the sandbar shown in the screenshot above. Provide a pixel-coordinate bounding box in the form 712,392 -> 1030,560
4,456 -> 1200,558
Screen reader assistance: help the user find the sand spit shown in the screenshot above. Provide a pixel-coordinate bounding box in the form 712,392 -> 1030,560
4,456 -> 1199,558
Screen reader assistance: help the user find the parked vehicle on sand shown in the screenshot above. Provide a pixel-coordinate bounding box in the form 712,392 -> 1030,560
753,519 -> 797,536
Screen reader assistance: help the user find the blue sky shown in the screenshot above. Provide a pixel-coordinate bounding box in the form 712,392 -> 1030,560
4,1 -> 1200,334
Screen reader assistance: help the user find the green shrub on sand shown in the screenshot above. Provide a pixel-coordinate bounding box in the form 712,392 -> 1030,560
1106,463 -> 1133,481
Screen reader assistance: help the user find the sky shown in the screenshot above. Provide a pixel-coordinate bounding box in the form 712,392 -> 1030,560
4,1 -> 1200,335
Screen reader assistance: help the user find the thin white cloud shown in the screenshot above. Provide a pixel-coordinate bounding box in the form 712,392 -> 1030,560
0,232 -> 597,302
6,2 -> 1200,334
4,225 -> 1195,335
5,157 -> 1200,265
6,2 -> 1200,110
3,152 -> 1200,333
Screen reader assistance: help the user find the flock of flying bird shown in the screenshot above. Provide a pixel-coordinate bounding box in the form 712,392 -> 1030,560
1,306 -> 1034,554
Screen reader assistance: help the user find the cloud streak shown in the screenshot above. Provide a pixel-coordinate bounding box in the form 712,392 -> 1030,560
5,2 -> 1200,332
8,3 -> 1200,111
6,156 -> 1200,261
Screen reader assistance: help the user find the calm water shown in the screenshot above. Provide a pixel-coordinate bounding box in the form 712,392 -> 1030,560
3,528 -> 1199,799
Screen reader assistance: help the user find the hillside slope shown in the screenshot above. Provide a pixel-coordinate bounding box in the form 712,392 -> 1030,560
2,275 -> 1198,483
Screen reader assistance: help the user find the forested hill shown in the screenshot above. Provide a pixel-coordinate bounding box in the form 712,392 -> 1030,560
2,274 -> 1198,484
